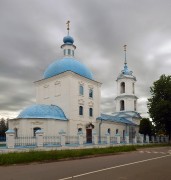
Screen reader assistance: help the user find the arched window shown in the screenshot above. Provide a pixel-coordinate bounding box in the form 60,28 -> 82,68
116,129 -> 119,134
79,85 -> 84,95
132,83 -> 135,94
79,106 -> 83,115
107,128 -> 111,134
120,100 -> 125,111
89,89 -> 93,98
89,108 -> 93,117
78,128 -> 82,132
68,49 -> 71,55
33,127 -> 41,137
120,82 -> 125,94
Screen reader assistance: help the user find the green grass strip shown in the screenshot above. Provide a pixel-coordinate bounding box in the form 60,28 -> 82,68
0,143 -> 170,166
0,145 -> 135,165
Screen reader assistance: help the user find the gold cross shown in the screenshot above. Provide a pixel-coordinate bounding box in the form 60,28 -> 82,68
123,44 -> 127,52
66,20 -> 70,31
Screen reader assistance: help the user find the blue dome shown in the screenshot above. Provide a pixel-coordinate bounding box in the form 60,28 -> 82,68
17,104 -> 67,120
63,35 -> 74,44
43,57 -> 93,79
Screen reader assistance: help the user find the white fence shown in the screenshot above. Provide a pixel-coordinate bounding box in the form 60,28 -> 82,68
4,129 -> 169,149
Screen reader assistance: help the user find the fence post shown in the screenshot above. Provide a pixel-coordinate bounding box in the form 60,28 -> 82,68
139,134 -> 144,144
36,130 -> 44,147
146,135 -> 149,143
156,136 -> 160,143
151,136 -> 154,143
115,134 -> 120,144
59,130 -> 66,146
161,136 -> 164,143
5,129 -> 15,148
125,134 -> 129,144
93,130 -> 98,145
133,136 -> 137,144
105,132 -> 110,145
77,131 -> 83,145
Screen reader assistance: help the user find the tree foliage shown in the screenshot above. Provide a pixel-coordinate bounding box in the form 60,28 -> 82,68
148,74 -> 171,139
0,118 -> 8,136
139,118 -> 153,136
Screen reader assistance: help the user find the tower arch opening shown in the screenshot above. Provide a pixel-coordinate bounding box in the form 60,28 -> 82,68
120,82 -> 125,94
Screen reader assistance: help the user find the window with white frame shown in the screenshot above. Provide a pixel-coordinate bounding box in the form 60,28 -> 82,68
79,106 -> 83,115
79,85 -> 84,96
89,108 -> 93,117
89,89 -> 93,98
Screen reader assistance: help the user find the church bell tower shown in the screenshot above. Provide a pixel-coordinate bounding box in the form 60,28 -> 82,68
115,45 -> 138,112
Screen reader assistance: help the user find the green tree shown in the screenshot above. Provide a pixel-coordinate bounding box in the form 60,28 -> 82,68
139,118 -> 153,137
0,118 -> 8,136
148,74 -> 171,140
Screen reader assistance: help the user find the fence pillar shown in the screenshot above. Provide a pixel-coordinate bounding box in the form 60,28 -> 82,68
165,136 -> 169,143
133,136 -> 137,144
78,131 -> 83,145
105,133 -> 110,144
93,130 -> 98,145
125,134 -> 129,144
161,136 -> 164,143
139,134 -> 144,143
36,130 -> 44,147
5,129 -> 15,148
151,136 -> 155,143
115,134 -> 120,144
59,130 -> 66,146
156,136 -> 160,143
146,135 -> 149,143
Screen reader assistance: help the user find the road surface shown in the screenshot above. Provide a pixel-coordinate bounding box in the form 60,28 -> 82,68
0,146 -> 171,180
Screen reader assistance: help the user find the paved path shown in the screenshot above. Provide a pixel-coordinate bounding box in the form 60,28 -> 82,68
0,147 -> 171,180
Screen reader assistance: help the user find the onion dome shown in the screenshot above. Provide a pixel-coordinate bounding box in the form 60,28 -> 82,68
63,35 -> 74,44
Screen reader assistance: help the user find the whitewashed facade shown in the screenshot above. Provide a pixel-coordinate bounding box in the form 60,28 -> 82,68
9,28 -> 141,142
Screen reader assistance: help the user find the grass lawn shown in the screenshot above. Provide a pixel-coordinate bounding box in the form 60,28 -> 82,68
0,143 -> 170,165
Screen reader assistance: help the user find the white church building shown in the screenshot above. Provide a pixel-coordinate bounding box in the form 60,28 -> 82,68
9,24 -> 141,143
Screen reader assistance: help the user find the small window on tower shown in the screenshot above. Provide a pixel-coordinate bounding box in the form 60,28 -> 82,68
68,49 -> 71,55
120,82 -> 125,94
134,100 -> 137,111
120,100 -> 125,111
132,83 -> 135,94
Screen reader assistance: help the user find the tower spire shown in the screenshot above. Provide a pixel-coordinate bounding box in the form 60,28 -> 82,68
66,20 -> 70,35
123,44 -> 127,65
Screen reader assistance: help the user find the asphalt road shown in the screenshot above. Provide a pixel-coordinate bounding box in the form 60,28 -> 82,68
0,146 -> 171,180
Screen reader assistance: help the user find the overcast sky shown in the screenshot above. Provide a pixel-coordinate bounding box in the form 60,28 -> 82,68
0,0 -> 171,119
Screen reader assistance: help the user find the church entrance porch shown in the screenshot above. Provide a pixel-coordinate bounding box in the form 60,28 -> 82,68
86,129 -> 92,143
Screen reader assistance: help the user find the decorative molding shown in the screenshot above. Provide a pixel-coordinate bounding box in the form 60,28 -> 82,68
78,99 -> 84,105
43,84 -> 49,88
54,81 -> 61,85
31,121 -> 44,125
88,101 -> 94,107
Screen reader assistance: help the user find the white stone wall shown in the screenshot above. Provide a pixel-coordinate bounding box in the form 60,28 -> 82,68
9,119 -> 68,136
96,121 -> 128,137
35,71 -> 101,136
